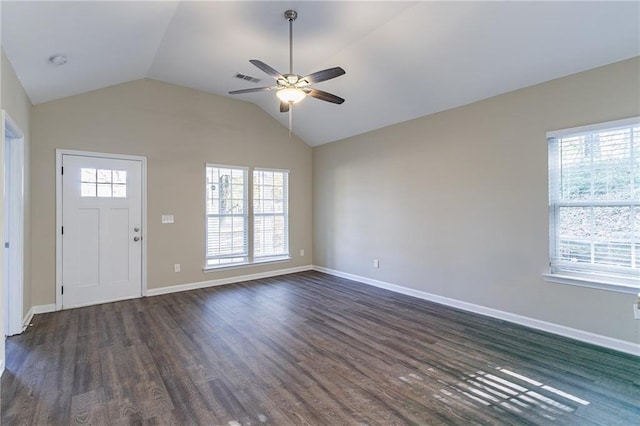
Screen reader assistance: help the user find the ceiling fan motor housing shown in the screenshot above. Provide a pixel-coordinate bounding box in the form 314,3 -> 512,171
284,10 -> 297,21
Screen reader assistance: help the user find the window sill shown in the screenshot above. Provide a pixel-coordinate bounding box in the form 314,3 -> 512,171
203,257 -> 292,273
543,273 -> 639,295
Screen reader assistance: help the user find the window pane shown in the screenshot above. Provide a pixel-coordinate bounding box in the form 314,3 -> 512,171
81,168 -> 97,183
81,182 -> 96,197
112,170 -> 127,184
592,206 -> 631,241
97,183 -> 111,197
205,165 -> 247,266
559,207 -> 590,240
558,240 -> 591,264
97,169 -> 112,183
253,169 -> 288,258
550,120 -> 639,280
274,199 -> 284,214
594,243 -> 632,267
112,184 -> 127,198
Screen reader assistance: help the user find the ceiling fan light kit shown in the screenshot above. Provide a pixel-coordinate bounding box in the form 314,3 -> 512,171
229,9 -> 346,130
276,87 -> 306,104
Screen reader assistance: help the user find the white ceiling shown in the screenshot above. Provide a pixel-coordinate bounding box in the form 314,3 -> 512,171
2,1 -> 639,146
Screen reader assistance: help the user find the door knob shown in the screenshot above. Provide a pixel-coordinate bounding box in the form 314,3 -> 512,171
133,236 -> 141,242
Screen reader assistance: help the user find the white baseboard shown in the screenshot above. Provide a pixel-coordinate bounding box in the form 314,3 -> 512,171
146,265 -> 314,297
17,304 -> 56,333
22,306 -> 35,332
32,304 -> 56,314
313,266 -> 640,357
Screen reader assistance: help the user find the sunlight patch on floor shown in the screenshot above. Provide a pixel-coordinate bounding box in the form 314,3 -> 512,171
456,367 -> 591,420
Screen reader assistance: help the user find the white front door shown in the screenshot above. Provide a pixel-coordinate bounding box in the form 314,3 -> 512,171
61,154 -> 143,309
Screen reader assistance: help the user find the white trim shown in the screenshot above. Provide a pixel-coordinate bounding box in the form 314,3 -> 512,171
55,152 -> 62,309
313,266 -> 640,357
14,304 -> 56,335
543,273 -> 639,295
2,110 -> 24,139
206,163 -> 250,171
0,358 -> 4,378
148,265 -> 313,297
55,149 -> 148,309
547,116 -> 640,138
22,306 -> 34,331
62,295 -> 140,311
203,256 -> 292,273
32,304 -> 56,314
2,110 -> 26,336
254,166 -> 290,173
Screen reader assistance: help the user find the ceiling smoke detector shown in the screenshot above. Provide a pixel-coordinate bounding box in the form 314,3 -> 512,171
49,54 -> 67,66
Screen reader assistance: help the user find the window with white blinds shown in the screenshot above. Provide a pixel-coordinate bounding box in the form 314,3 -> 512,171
205,165 -> 248,267
205,165 -> 290,269
253,169 -> 289,260
548,117 -> 639,288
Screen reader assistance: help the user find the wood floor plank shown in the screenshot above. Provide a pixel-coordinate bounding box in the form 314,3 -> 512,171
2,271 -> 639,425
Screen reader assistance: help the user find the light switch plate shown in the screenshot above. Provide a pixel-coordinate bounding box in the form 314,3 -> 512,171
162,215 -> 174,224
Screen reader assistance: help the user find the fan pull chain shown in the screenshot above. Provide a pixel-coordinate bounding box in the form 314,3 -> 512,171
289,106 -> 293,137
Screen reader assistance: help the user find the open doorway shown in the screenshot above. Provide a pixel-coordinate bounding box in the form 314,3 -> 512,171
3,110 -> 25,336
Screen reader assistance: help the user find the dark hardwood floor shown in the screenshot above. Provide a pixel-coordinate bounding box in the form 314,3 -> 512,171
1,271 -> 639,425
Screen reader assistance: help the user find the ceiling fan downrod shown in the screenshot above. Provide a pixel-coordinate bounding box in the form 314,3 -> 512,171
284,10 -> 297,75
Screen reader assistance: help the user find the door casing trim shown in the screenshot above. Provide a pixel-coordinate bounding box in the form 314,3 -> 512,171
55,149 -> 148,310
3,109 -> 25,335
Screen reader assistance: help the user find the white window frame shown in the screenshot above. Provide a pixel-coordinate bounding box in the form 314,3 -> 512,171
253,168 -> 290,263
205,164 -> 249,269
544,117 -> 640,294
204,164 -> 291,271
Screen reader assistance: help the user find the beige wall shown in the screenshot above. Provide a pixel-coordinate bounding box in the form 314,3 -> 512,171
1,48 -> 32,331
31,79 -> 312,305
313,57 -> 640,345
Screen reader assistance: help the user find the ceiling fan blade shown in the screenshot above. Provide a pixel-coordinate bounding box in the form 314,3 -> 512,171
280,102 -> 290,113
304,88 -> 345,104
229,86 -> 275,95
301,67 -> 346,85
250,60 -> 284,80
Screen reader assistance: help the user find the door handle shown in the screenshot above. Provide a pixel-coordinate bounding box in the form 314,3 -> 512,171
133,236 -> 141,242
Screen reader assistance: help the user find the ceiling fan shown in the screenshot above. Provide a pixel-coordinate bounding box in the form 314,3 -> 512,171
229,10 -> 346,118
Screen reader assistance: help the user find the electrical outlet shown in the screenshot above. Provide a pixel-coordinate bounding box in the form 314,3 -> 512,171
174,264 -> 181,273
373,259 -> 379,268
300,249 -> 305,257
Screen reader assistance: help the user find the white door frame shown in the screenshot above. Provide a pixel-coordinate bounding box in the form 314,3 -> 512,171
55,149 -> 148,310
2,110 -> 25,335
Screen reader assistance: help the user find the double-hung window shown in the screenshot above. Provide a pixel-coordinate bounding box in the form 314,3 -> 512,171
205,165 -> 248,267
205,165 -> 290,269
254,169 -> 289,261
547,117 -> 640,292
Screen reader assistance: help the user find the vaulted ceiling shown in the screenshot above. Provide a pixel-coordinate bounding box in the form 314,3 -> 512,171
2,1 -> 639,146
